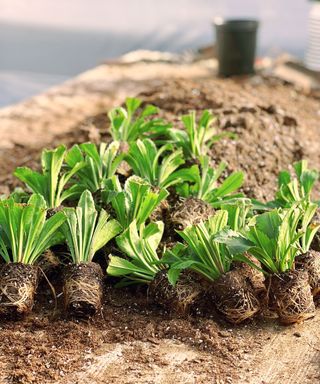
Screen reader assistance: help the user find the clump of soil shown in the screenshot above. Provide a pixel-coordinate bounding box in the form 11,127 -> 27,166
212,269 -> 260,324
296,250 -> 320,297
232,254 -> 266,299
0,263 -> 39,319
139,79 -> 314,202
167,196 -> 215,232
148,270 -> 207,315
63,262 -> 104,318
46,205 -> 65,219
269,270 -> 315,324
149,193 -> 170,222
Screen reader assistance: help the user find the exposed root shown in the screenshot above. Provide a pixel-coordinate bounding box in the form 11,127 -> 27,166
270,270 -> 315,325
168,197 -> 215,231
232,253 -> 266,297
148,270 -> 205,315
295,250 -> 320,297
260,277 -> 279,319
212,270 -> 260,324
0,263 -> 39,319
38,267 -> 57,316
63,262 -> 103,318
37,249 -> 61,273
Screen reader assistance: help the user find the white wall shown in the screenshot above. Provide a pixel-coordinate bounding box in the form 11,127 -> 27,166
0,0 -> 312,106
0,0 -> 311,56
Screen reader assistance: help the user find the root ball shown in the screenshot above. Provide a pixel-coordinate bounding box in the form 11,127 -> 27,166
63,262 -> 104,318
212,269 -> 260,324
232,254 -> 266,298
148,270 -> 204,315
168,197 -> 215,231
0,263 -> 39,319
269,270 -> 315,325
295,250 -> 320,297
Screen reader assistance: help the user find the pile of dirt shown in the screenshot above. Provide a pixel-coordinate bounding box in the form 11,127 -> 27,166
138,78 -> 320,201
0,75 -> 320,383
2,77 -> 320,202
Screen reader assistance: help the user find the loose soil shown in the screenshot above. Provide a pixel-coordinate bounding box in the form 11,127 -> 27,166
0,72 -> 320,384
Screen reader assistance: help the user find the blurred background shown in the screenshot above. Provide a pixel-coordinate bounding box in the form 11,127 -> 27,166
0,0 -> 311,106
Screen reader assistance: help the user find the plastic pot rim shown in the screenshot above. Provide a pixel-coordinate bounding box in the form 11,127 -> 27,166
213,17 -> 259,31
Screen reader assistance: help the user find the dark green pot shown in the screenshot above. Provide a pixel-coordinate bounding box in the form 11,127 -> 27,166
214,19 -> 259,77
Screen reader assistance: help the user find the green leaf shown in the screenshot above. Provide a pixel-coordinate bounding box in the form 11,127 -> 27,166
173,156 -> 243,206
169,110 -> 217,159
255,210 -> 282,240
91,214 -> 122,256
108,98 -> 171,142
242,206 -> 310,273
61,190 -> 120,263
0,194 -> 66,264
126,139 -> 187,189
220,198 -> 252,231
208,210 -> 228,234
65,144 -> 83,167
15,145 -> 85,208
274,160 -> 319,210
142,221 -> 164,250
108,220 -> 165,285
213,172 -> 244,198
107,256 -> 151,277
80,142 -> 101,164
141,104 -> 158,117
214,229 -> 253,255
30,211 -> 67,264
126,97 -> 142,114
103,175 -> 168,228
299,202 -> 319,252
278,170 -> 291,188
14,168 -> 48,200
174,210 -> 235,281
167,268 -> 181,286
66,142 -> 121,193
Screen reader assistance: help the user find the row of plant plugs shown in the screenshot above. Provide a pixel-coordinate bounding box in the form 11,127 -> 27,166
0,97 -> 319,325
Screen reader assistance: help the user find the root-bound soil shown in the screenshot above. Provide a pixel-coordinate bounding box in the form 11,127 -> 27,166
212,269 -> 260,324
148,270 -> 206,315
232,254 -> 266,298
63,262 -> 104,318
296,250 -> 320,297
269,270 -> 315,324
1,67 -> 320,383
167,196 -> 215,232
0,263 -> 39,319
